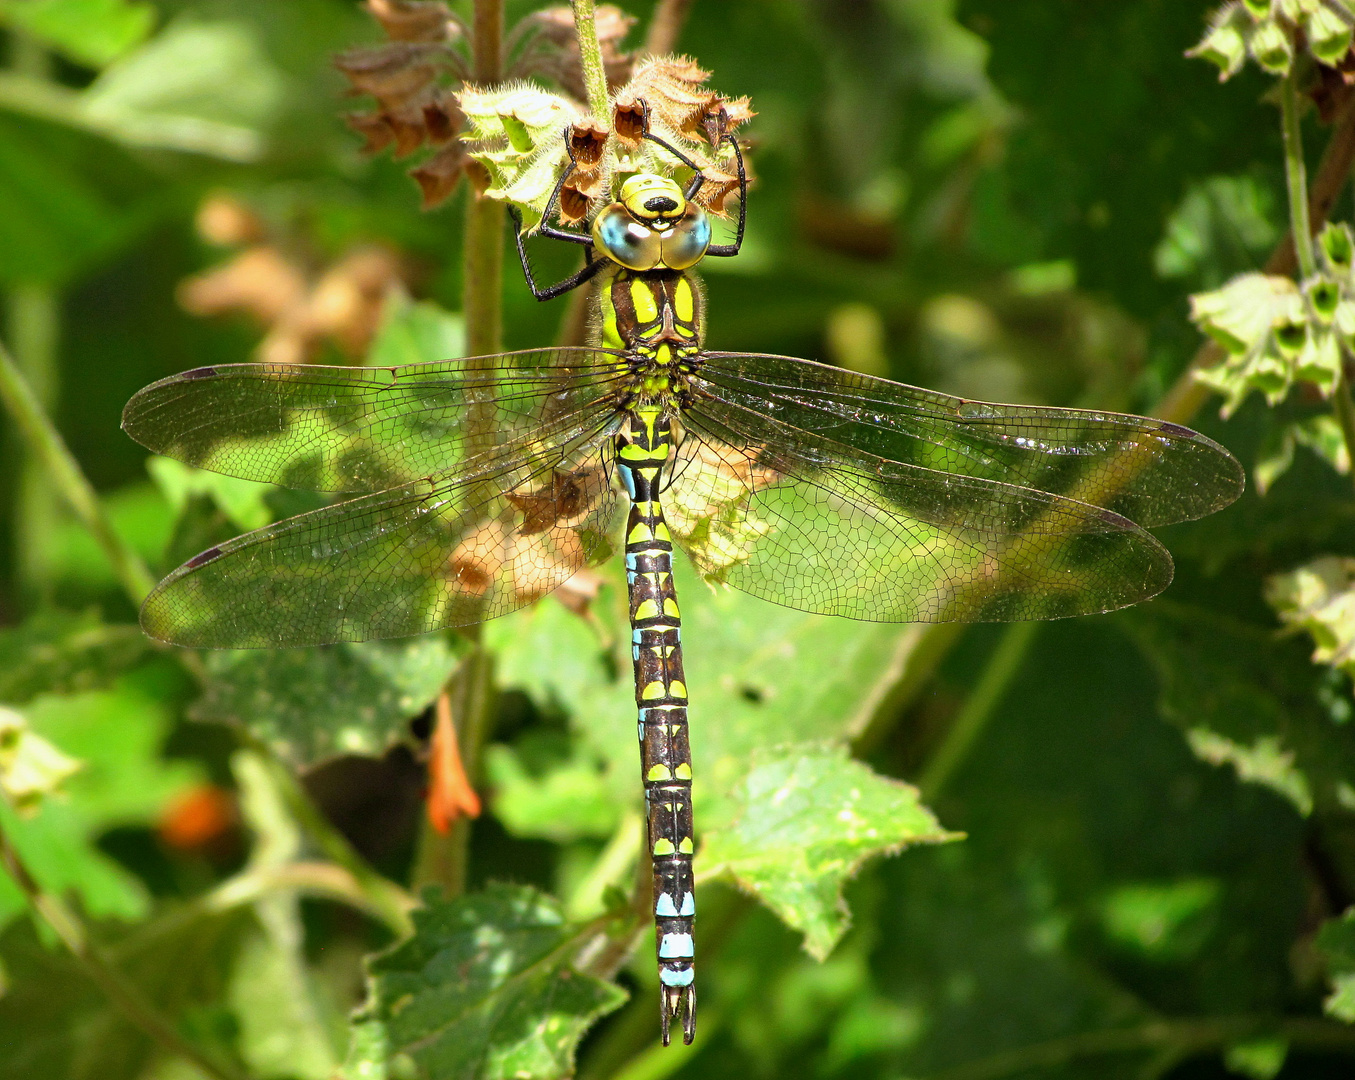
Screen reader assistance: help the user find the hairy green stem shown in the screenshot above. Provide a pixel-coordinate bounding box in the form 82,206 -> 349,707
0,335 -> 156,604
0,797 -> 252,1080
919,1016 -> 1355,1080
571,0 -> 613,121
1282,68 -> 1317,280
918,622 -> 1039,801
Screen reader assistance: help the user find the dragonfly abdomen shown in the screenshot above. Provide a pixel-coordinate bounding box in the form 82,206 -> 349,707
618,409 -> 696,1046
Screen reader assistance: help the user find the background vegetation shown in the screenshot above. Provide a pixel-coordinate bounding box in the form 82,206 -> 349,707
4,1 -> 1355,1078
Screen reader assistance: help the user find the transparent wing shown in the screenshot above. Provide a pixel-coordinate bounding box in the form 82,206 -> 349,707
140,423 -> 622,648
697,352 -> 1242,527
123,347 -> 628,493
669,396 -> 1173,623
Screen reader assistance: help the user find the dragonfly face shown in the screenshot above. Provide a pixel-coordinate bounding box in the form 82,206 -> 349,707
591,174 -> 713,272
122,99 -> 1244,1052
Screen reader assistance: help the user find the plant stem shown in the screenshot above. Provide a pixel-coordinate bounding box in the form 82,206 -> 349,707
0,334 -> 156,605
643,0 -> 695,56
413,645 -> 496,897
918,622 -> 1039,802
1282,67 -> 1316,280
1335,369 -> 1355,482
0,797 -> 252,1080
8,284 -> 59,602
464,0 -> 504,361
571,0 -> 613,121
236,732 -> 414,937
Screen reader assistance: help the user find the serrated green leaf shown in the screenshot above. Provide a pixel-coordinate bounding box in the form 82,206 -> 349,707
1317,907 -> 1355,1021
0,0 -> 155,67
1266,556 -> 1355,676
192,636 -> 465,768
1126,606 -> 1355,817
0,610 -> 151,705
701,745 -> 957,959
341,885 -> 626,1080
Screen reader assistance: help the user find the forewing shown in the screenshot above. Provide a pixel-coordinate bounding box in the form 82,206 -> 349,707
672,397 -> 1173,623
698,352 -> 1242,527
141,428 -> 622,648
122,348 -> 627,492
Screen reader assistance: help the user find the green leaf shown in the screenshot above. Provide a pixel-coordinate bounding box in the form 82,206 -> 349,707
81,18 -> 287,162
0,669 -> 202,930
0,0 -> 155,67
701,745 -> 958,959
1317,907 -> 1355,1022
0,114 -> 154,287
1225,1037 -> 1289,1079
147,456 -> 274,533
0,905 -> 252,1080
0,610 -> 151,705
1125,606 -> 1355,818
341,885 -> 626,1080
1266,556 -> 1355,678
484,743 -> 619,841
192,637 -> 465,768
367,295 -> 465,368
1154,174 -> 1278,288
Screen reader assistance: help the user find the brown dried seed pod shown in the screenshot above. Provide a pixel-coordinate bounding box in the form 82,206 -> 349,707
558,185 -> 592,224
569,121 -> 609,166
421,90 -> 464,143
410,143 -> 468,209
364,0 -> 453,43
345,110 -> 397,154
334,42 -> 447,105
613,100 -> 646,147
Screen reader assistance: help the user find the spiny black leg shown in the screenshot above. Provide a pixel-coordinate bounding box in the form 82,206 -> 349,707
705,132 -> 747,258
640,113 -> 747,259
509,208 -> 607,301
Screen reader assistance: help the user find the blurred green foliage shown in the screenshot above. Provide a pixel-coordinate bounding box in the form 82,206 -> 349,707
4,1 -> 1355,1079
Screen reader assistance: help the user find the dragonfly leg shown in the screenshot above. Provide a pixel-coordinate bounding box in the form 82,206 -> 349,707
639,109 -> 747,259
509,207 -> 608,301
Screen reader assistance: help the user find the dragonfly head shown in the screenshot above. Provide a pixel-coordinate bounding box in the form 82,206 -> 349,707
592,173 -> 712,272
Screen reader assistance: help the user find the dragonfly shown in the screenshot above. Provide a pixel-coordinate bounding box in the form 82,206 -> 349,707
123,106 -> 1242,1047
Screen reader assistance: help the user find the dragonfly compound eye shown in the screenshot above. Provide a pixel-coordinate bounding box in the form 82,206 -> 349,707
593,203 -> 664,270
658,207 -> 712,270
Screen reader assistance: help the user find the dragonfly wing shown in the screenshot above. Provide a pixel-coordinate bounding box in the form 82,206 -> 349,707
698,352 -> 1242,528
123,347 -> 627,492
141,428 -> 622,648
672,397 -> 1172,623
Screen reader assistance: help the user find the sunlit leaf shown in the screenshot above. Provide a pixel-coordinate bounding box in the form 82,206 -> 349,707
0,0 -> 155,67
192,636 -> 465,768
341,885 -> 626,1080
700,745 -> 957,958
0,668 -> 201,931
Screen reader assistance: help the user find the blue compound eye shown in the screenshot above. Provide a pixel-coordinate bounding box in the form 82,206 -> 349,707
660,208 -> 712,270
593,205 -> 662,270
